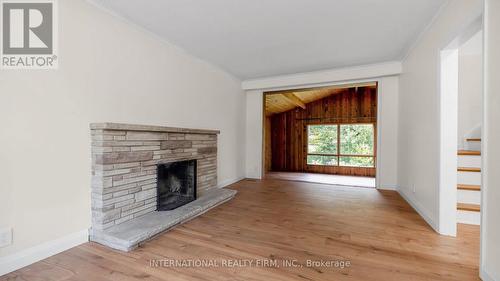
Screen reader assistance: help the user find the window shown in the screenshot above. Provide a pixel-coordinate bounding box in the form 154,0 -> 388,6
307,125 -> 338,165
306,124 -> 375,167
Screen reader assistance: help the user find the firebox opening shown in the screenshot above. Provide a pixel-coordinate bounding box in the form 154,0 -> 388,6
157,159 -> 197,211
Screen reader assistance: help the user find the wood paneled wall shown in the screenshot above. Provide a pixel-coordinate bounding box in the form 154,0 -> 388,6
268,86 -> 377,177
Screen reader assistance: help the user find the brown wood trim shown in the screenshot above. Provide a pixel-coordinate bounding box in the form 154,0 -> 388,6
262,92 -> 267,178
457,184 -> 481,191
337,123 -> 341,165
466,138 -> 481,142
458,150 -> 481,156
296,117 -> 377,122
304,165 -> 376,176
457,167 -> 481,172
307,153 -> 375,157
457,203 -> 480,212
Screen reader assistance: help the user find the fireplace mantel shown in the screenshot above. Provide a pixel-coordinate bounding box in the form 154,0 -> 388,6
90,122 -> 220,135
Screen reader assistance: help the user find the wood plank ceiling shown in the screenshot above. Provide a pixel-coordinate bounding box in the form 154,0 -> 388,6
265,82 -> 377,116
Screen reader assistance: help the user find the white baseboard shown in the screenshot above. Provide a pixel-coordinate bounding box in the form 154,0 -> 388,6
217,176 -> 245,188
397,188 -> 439,233
377,184 -> 398,191
0,229 -> 89,276
480,267 -> 496,281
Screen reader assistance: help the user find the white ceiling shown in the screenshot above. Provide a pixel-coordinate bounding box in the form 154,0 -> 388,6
93,0 -> 447,79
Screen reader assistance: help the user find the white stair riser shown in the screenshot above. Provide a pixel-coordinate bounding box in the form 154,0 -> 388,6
457,210 -> 480,225
457,189 -> 481,205
458,155 -> 481,168
457,171 -> 481,185
465,142 -> 481,151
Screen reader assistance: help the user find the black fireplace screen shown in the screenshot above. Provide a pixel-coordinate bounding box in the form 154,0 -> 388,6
156,160 -> 197,211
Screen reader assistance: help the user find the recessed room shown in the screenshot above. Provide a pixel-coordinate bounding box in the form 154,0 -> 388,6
263,83 -> 378,188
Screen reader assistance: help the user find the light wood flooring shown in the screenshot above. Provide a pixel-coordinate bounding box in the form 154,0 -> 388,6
1,179 -> 480,281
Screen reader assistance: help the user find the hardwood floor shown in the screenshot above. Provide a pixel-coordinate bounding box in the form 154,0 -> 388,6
2,179 -> 480,281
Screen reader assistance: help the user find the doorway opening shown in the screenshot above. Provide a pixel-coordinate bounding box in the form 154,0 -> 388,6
263,83 -> 377,188
439,23 -> 482,236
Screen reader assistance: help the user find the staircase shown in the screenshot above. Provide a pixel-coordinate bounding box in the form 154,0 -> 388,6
456,138 -> 481,225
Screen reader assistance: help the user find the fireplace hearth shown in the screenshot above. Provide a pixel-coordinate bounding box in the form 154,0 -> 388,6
157,160 -> 197,211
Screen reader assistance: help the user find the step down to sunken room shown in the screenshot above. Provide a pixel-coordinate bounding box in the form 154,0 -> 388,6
457,184 -> 481,191
457,203 -> 480,212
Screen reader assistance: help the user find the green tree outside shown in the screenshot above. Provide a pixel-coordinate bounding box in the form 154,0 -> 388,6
307,124 -> 374,167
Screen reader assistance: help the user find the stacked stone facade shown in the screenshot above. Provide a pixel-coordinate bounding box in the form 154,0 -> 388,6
90,123 -> 218,230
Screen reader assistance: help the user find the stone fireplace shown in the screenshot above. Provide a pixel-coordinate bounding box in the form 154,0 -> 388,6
89,123 -> 236,251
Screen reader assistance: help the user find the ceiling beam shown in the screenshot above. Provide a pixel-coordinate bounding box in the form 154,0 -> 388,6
242,61 -> 401,90
265,81 -> 376,95
281,93 -> 306,109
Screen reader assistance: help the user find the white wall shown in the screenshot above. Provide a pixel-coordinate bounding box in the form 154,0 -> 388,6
458,31 -> 483,148
438,47 -> 459,236
245,90 -> 264,179
482,1 -> 500,280
243,67 -> 401,189
397,0 -> 482,232
376,76 -> 399,190
0,0 -> 245,263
